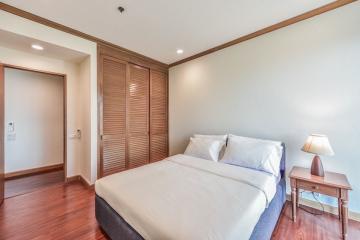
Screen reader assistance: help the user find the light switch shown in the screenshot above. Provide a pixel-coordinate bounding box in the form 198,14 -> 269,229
8,121 -> 15,132
69,129 -> 82,139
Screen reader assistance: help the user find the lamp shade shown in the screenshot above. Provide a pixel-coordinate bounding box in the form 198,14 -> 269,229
301,134 -> 334,156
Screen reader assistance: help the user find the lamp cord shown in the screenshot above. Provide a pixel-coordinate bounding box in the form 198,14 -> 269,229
298,190 -> 325,215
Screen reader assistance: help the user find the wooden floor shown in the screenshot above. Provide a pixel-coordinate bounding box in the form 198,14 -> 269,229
272,203 -> 360,240
5,170 -> 65,198
0,180 -> 359,240
0,182 -> 106,240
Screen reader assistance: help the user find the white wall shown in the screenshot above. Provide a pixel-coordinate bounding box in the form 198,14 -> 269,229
78,57 -> 92,183
5,68 -> 64,172
169,2 -> 360,213
0,46 -> 83,178
0,11 -> 98,183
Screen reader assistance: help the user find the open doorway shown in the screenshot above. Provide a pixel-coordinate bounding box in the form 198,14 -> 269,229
2,64 -> 66,198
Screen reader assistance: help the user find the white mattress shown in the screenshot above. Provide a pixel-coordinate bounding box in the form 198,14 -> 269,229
95,154 -> 278,240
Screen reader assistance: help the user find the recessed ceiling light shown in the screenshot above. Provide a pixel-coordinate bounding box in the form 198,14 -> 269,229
176,49 -> 184,54
31,44 -> 44,50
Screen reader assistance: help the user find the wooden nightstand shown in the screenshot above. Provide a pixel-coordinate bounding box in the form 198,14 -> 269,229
289,166 -> 352,240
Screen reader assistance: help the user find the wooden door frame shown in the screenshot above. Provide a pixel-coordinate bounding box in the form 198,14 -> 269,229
0,64 -> 4,205
1,63 -> 67,181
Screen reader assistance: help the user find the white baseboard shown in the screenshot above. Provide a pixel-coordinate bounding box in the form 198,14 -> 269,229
286,195 -> 360,222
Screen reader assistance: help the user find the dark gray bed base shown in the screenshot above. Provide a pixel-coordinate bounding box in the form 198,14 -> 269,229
249,178 -> 286,240
96,144 -> 286,240
96,195 -> 144,240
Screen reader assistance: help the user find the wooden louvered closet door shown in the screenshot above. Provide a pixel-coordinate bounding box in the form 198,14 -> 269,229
150,70 -> 168,162
127,64 -> 150,168
100,57 -> 127,176
99,45 -> 169,178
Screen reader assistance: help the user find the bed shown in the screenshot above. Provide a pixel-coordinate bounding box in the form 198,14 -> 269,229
95,144 -> 286,240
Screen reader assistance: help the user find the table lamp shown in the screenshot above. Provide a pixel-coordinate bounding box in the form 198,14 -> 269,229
301,134 -> 334,177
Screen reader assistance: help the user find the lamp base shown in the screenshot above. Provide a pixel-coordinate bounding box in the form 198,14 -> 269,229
311,155 -> 324,177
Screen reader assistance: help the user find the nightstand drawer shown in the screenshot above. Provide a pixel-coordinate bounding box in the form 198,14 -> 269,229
297,180 -> 339,197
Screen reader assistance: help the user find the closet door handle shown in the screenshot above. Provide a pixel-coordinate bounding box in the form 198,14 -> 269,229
312,185 -> 319,190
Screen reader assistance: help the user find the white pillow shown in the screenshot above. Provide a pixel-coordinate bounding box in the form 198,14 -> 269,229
193,134 -> 228,142
184,137 -> 224,161
221,135 -> 283,176
193,134 -> 228,159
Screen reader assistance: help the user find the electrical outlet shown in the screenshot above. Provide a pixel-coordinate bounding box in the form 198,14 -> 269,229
7,133 -> 16,141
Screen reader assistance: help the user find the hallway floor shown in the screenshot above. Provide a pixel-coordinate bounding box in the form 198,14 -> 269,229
5,170 -> 65,198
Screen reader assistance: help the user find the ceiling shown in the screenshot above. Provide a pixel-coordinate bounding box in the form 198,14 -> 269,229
2,0 -> 334,64
0,29 -> 88,63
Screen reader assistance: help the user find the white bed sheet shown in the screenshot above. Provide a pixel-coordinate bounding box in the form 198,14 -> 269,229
95,154 -> 278,240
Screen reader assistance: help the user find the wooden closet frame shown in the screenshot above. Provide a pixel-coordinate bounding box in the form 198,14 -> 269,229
0,63 -> 67,181
97,44 -> 169,178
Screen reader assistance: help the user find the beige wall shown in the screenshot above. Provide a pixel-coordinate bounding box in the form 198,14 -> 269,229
0,46 -> 86,178
78,57 -> 92,184
0,10 -> 98,183
169,2 -> 360,213
5,68 -> 64,172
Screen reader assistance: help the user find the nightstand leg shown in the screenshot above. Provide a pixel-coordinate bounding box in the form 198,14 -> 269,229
338,198 -> 342,221
341,199 -> 348,240
291,187 -> 297,222
296,188 -> 299,207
